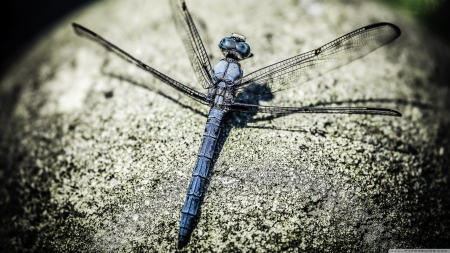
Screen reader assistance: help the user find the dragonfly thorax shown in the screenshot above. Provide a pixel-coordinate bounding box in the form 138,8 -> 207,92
208,81 -> 235,108
208,58 -> 243,108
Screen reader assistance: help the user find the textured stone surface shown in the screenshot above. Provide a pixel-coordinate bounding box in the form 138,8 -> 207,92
1,0 -> 449,252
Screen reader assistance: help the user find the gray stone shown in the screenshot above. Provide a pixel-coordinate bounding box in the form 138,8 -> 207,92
1,0 -> 449,252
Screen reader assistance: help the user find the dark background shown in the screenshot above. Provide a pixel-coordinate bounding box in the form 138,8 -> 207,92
0,0 -> 449,79
0,0 -> 95,78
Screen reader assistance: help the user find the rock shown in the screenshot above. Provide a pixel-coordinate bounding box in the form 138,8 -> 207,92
1,0 -> 449,252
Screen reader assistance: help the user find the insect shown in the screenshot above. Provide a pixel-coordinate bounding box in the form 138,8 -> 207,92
72,0 -> 401,249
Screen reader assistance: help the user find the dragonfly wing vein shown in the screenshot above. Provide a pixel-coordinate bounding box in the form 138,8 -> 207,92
170,0 -> 213,89
235,23 -> 401,100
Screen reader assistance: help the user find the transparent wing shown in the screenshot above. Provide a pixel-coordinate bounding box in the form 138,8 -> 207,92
228,102 -> 402,117
236,23 -> 401,99
169,0 -> 213,89
72,23 -> 209,105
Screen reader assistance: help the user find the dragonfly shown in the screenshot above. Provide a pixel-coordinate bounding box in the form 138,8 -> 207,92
72,0 -> 401,249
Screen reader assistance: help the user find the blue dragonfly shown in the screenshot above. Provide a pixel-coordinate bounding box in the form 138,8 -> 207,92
72,0 -> 401,248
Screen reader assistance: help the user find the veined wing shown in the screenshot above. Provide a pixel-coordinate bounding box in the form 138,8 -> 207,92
169,0 -> 212,89
236,23 -> 401,98
228,102 -> 402,117
72,23 -> 209,105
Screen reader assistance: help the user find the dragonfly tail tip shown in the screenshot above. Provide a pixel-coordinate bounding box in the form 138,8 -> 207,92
178,235 -> 190,249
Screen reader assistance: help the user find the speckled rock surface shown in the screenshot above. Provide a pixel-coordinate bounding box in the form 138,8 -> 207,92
1,0 -> 449,252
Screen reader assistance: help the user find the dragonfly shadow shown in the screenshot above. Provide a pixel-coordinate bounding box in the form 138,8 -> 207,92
313,98 -> 433,110
210,85 -> 435,168
210,83 -> 274,170
103,71 -> 209,118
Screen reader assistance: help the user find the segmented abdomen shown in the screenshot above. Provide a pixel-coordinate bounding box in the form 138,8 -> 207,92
178,107 -> 225,248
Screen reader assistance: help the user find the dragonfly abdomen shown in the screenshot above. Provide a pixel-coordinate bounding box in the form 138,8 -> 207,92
178,107 -> 225,248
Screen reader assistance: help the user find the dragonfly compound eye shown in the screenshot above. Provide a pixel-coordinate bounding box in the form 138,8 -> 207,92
236,42 -> 250,58
219,37 -> 236,50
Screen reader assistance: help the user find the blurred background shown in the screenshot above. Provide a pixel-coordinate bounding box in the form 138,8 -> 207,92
0,0 -> 449,79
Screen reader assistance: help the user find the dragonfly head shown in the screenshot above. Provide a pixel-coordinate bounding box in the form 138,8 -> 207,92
219,33 -> 251,60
